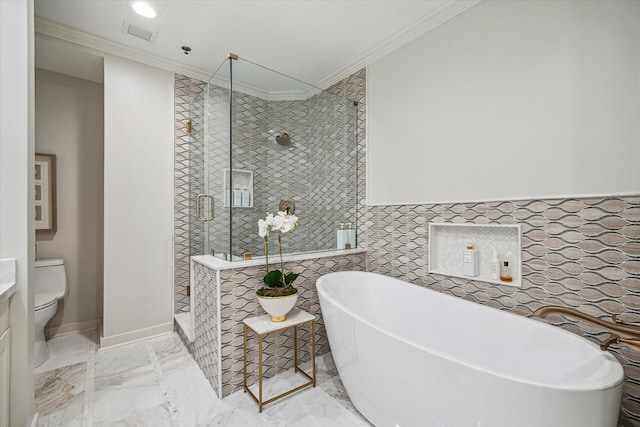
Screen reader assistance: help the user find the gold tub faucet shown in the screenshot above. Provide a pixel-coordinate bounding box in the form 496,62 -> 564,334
534,305 -> 640,352
599,335 -> 640,352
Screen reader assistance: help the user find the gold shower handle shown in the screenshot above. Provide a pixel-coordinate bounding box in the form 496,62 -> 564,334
196,194 -> 215,222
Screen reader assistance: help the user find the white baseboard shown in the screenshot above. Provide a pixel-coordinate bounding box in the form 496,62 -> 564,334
99,321 -> 174,349
44,319 -> 100,339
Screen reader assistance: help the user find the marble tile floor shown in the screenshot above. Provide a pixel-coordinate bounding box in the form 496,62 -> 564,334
35,330 -> 372,426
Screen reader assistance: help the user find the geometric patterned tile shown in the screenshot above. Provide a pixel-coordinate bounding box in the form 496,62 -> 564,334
202,82 -> 358,260
365,196 -> 640,425
174,74 -> 207,313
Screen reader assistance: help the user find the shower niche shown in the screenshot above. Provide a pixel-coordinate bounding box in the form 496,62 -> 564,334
428,223 -> 522,287
223,169 -> 253,208
188,54 -> 358,262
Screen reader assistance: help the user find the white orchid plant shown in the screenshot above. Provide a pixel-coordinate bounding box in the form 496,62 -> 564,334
257,211 -> 300,297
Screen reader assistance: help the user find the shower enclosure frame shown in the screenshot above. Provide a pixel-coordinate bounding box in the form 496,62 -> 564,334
189,53 -> 359,264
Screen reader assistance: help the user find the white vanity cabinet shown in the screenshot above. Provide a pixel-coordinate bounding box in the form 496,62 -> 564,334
0,257 -> 15,427
0,299 -> 9,427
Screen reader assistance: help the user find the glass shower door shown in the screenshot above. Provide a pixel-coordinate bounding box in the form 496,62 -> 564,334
188,90 -> 207,260
188,60 -> 233,261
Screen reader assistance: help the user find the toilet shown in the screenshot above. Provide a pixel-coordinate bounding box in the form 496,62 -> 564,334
34,259 -> 68,367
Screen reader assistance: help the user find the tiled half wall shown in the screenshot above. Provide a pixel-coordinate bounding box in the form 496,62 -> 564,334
187,252 -> 366,398
361,198 -> 640,425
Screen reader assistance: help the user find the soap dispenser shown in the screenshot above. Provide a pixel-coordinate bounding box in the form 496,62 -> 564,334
346,223 -> 355,249
337,223 -> 346,250
463,244 -> 479,277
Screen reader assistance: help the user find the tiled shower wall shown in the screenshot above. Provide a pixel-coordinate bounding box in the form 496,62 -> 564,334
174,75 -> 206,313
205,85 -> 357,259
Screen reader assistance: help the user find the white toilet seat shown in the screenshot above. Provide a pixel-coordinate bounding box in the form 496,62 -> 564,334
35,293 -> 58,311
33,259 -> 67,367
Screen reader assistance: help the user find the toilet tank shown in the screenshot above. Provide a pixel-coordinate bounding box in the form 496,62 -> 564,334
34,259 -> 68,300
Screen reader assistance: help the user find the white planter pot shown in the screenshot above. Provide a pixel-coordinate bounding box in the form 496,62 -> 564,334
256,291 -> 299,322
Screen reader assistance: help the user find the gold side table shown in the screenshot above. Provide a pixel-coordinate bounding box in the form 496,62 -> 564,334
243,308 -> 316,412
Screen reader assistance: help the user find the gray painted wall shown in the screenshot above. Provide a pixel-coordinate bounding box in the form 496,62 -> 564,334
35,69 -> 104,336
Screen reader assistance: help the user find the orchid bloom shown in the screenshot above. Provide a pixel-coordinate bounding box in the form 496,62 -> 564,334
258,211 -> 300,289
258,219 -> 270,238
271,211 -> 298,234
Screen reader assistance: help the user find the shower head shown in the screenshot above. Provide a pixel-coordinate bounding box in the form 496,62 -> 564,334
275,132 -> 292,146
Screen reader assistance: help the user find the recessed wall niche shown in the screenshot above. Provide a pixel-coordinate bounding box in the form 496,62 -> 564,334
428,223 -> 522,287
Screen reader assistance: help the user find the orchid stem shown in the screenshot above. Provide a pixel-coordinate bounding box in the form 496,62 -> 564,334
278,233 -> 286,288
264,238 -> 269,275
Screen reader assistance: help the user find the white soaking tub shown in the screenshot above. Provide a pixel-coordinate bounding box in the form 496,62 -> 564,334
316,271 -> 624,427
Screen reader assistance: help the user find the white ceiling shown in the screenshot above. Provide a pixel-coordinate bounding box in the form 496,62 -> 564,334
34,0 -> 479,90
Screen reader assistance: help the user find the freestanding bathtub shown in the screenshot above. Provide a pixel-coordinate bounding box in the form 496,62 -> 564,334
316,271 -> 624,427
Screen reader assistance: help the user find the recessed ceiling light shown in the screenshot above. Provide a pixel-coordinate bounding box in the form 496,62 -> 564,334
130,1 -> 158,19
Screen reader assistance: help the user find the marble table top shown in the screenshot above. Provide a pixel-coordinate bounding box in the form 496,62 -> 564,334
243,309 -> 315,335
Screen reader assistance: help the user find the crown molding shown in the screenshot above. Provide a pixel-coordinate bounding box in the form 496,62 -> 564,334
314,0 -> 481,90
34,16 -> 213,82
35,1 -> 480,95
35,17 -> 313,99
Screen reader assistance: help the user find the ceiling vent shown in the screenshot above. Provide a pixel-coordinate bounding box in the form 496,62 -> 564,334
122,20 -> 158,43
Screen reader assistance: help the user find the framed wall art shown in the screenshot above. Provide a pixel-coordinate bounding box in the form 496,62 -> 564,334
35,153 -> 57,232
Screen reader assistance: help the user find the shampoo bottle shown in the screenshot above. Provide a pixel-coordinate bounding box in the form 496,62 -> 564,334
337,224 -> 346,249
490,249 -> 500,280
241,186 -> 250,207
463,244 -> 479,277
346,223 -> 356,249
233,186 -> 242,206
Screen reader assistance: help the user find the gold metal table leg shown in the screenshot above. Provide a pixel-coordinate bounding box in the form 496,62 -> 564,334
259,334 -> 264,412
243,324 -> 247,393
294,325 -> 298,373
312,319 -> 316,386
